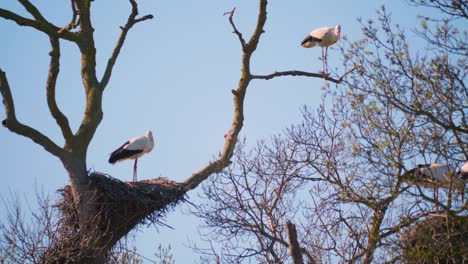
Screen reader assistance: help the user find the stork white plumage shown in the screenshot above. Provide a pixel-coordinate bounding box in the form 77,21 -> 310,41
109,130 -> 154,182
457,161 -> 468,201
459,162 -> 468,180
301,25 -> 341,73
404,162 -> 468,212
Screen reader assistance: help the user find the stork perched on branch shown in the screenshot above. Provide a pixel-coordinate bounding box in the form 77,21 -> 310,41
109,130 -> 154,182
301,25 -> 341,74
403,162 -> 468,211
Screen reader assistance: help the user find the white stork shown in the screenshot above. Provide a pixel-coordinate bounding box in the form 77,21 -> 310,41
109,130 -> 154,182
301,25 -> 341,73
458,161 -> 468,200
404,162 -> 468,212
459,161 -> 468,180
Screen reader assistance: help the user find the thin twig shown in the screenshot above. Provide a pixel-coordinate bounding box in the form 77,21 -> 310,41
224,7 -> 247,50
100,0 -> 154,90
58,0 -> 79,33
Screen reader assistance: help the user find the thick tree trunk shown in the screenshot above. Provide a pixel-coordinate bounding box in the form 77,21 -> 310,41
41,156 -> 108,264
286,221 -> 304,264
362,209 -> 385,264
64,156 -> 93,221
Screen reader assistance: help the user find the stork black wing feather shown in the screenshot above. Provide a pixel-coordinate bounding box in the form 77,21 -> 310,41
301,35 -> 321,46
108,141 -> 143,164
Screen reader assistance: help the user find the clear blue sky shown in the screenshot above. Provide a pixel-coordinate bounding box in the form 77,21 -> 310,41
1,0 -> 433,262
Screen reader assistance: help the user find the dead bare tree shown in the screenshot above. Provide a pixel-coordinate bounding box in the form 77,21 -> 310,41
0,0 -> 348,262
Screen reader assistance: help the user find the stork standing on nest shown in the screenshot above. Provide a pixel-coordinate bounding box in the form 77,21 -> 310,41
301,25 -> 341,74
404,162 -> 468,212
109,130 -> 154,182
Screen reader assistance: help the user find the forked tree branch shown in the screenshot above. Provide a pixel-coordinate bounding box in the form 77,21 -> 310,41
0,8 -> 77,42
224,8 -> 247,50
46,37 -> 74,144
71,0 -> 103,150
0,70 -> 65,158
183,0 -> 268,189
100,0 -> 154,90
58,0 -> 80,33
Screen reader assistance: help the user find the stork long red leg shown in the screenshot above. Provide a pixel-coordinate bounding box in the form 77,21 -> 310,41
324,47 -> 329,73
321,47 -> 326,73
133,158 -> 138,182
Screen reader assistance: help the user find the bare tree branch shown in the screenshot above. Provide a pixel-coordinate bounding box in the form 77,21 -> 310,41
224,7 -> 247,50
17,0 -> 47,22
252,66 -> 356,84
58,0 -> 80,33
46,37 -> 74,144
100,0 -> 154,90
0,8 -> 77,42
408,0 -> 468,19
183,0 -> 269,190
0,70 -> 65,158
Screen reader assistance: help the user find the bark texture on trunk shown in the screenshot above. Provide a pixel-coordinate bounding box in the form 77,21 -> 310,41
286,221 -> 304,264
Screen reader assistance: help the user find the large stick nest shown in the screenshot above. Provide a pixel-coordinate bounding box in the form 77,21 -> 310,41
41,172 -> 187,263
400,214 -> 468,263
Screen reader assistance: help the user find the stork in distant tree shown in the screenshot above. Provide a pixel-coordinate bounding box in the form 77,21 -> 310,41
458,161 -> 468,200
403,162 -> 468,212
301,25 -> 341,74
109,130 -> 154,182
